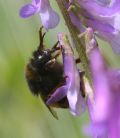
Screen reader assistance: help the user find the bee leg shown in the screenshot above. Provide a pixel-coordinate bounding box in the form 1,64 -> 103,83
50,48 -> 61,60
45,58 -> 56,69
45,50 -> 61,69
53,51 -> 61,59
75,58 -> 81,64
78,70 -> 86,97
39,26 -> 46,50
52,41 -> 60,51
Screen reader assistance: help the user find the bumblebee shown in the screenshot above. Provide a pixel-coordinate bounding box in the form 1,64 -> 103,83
25,27 -> 69,119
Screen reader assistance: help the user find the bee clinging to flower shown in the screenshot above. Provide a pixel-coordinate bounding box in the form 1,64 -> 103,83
25,27 -> 86,119
25,27 -> 69,119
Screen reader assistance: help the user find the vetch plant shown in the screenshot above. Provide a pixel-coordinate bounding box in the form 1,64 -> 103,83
20,0 -> 120,137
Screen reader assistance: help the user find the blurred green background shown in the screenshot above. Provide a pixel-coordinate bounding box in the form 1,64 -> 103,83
0,0 -> 120,138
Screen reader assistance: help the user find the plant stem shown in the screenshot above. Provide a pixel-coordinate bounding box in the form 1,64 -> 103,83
56,0 -> 91,84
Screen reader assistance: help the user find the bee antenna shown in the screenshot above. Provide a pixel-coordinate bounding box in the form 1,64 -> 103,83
38,26 -> 46,50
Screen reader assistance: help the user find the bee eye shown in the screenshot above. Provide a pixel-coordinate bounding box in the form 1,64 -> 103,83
38,51 -> 48,60
43,51 -> 48,54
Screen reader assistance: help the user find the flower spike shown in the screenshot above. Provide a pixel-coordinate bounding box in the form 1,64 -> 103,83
47,33 -> 86,115
84,28 -> 120,138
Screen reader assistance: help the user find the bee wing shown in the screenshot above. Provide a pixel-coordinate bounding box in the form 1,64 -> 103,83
47,105 -> 58,120
40,95 -> 58,120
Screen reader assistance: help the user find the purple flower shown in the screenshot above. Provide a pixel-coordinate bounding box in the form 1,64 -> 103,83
68,0 -> 120,53
47,33 -> 86,115
19,0 -> 60,29
85,28 -> 120,137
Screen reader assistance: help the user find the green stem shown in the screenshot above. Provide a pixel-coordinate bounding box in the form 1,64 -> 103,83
56,0 -> 91,83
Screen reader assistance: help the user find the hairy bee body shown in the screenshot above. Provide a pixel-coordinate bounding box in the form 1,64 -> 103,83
26,59 -> 68,108
25,27 -> 68,119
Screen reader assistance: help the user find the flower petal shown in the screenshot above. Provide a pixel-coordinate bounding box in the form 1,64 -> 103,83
34,0 -> 60,29
20,0 -> 60,29
89,44 -> 112,123
84,28 -> 120,137
67,89 -> 86,115
58,33 -> 86,115
46,86 -> 67,105
32,0 -> 40,5
39,8 -> 60,29
19,4 -> 37,18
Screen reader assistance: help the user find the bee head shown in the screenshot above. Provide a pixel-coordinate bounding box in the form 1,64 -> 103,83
31,49 -> 51,68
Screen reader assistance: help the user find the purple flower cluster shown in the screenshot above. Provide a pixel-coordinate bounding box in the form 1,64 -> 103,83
84,27 -> 120,138
70,0 -> 120,53
85,28 -> 120,138
20,0 -> 59,29
20,0 -> 120,53
20,0 -> 120,137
